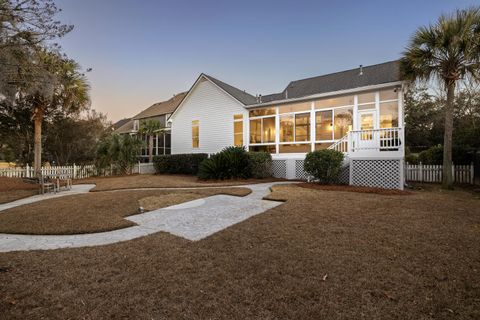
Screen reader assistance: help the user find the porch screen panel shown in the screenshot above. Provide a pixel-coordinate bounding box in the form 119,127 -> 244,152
295,113 -> 310,142
315,110 -> 332,141
280,115 -> 294,142
262,117 -> 276,143
249,119 -> 262,143
334,107 -> 353,139
380,101 -> 399,128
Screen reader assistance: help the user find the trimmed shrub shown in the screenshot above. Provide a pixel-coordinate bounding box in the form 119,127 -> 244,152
198,146 -> 251,180
248,152 -> 272,178
418,145 -> 473,165
405,153 -> 419,165
304,149 -> 344,184
153,153 -> 208,175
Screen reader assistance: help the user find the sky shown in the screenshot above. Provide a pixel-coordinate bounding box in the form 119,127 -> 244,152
55,0 -> 479,122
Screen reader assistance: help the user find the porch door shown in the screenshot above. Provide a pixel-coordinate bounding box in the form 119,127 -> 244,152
358,110 -> 376,149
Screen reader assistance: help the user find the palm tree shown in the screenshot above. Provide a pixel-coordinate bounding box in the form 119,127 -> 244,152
139,119 -> 161,163
31,53 -> 90,177
401,7 -> 480,189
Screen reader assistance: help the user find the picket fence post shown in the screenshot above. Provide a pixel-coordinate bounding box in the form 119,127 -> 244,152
419,162 -> 423,182
73,163 -> 77,179
471,163 -> 475,184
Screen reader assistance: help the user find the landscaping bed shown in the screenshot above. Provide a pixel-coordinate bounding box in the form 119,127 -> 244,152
76,174 -> 283,191
298,182 -> 412,195
0,188 -> 251,235
0,177 -> 38,204
0,184 -> 479,319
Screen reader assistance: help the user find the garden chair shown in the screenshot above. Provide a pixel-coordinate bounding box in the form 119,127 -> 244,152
39,175 -> 56,195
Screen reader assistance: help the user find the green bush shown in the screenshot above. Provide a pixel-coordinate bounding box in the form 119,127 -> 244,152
303,149 -> 344,184
405,153 -> 419,165
198,146 -> 251,180
417,145 -> 473,165
248,152 -> 272,178
153,153 -> 208,175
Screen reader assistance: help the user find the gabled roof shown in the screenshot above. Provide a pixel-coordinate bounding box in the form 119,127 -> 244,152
112,118 -> 131,130
133,92 -> 187,120
260,60 -> 401,104
203,74 -> 257,105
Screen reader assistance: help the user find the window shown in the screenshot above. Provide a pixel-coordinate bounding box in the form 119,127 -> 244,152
295,113 -> 310,142
249,108 -> 276,117
316,110 -> 333,141
250,117 -> 275,144
379,88 -> 398,101
279,144 -> 311,153
334,107 -> 353,139
357,91 -> 375,104
233,114 -> 243,146
380,101 -> 399,128
192,120 -> 199,148
249,145 -> 276,153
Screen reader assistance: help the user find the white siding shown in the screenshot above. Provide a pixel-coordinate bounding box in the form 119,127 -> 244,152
171,78 -> 248,154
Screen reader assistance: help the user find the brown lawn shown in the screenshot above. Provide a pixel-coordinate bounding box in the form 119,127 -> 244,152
76,174 -> 284,191
0,188 -> 251,235
0,185 -> 479,319
0,177 -> 38,204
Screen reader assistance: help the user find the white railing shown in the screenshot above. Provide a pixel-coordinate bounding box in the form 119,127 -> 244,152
350,127 -> 403,154
328,134 -> 349,153
406,163 -> 474,184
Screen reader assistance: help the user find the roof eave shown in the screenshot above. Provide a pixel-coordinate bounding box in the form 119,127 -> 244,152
247,81 -> 405,109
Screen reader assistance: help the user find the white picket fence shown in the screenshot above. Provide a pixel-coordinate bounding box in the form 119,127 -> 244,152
406,163 -> 474,184
0,164 -> 98,179
0,162 -> 156,179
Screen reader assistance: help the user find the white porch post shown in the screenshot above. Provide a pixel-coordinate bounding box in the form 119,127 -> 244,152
375,91 -> 380,129
310,101 -> 315,152
244,111 -> 249,151
353,95 -> 358,130
275,107 -> 280,154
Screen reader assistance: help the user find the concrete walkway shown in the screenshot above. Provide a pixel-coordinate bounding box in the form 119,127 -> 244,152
0,184 -> 96,212
0,182 -> 288,252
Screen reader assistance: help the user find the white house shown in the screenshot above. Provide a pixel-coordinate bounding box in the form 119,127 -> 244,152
169,61 -> 406,189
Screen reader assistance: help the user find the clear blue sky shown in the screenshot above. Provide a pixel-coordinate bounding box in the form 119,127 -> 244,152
56,0 -> 479,122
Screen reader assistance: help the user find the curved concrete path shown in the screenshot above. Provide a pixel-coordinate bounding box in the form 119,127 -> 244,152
0,182 -> 289,252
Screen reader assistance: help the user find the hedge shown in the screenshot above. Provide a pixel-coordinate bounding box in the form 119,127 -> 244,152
304,149 -> 344,184
248,152 -> 272,178
153,153 -> 208,175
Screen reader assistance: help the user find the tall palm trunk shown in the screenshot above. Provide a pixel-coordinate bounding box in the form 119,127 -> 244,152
442,81 -> 455,189
149,134 -> 154,163
33,106 -> 45,178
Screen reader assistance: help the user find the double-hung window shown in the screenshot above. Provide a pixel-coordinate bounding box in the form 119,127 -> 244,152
233,114 -> 243,146
192,120 -> 199,148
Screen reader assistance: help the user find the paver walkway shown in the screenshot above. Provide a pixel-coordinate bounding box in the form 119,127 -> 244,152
0,182 -> 288,252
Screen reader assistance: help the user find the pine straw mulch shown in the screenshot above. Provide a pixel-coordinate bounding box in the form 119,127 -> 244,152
75,174 -> 285,192
0,177 -> 38,204
298,182 -> 412,195
0,184 -> 479,319
0,188 -> 251,235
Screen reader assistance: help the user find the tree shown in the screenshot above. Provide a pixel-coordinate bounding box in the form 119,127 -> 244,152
139,119 -> 161,163
401,7 -> 480,189
96,134 -> 143,174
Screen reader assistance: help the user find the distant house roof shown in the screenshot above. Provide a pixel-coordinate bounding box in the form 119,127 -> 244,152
259,60 -> 401,104
112,118 -> 131,130
203,74 -> 258,105
115,119 -> 134,134
133,92 -> 188,120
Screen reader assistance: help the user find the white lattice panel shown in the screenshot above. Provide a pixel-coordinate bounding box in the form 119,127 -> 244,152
338,165 -> 350,185
295,160 -> 311,180
351,159 -> 401,189
272,160 -> 287,178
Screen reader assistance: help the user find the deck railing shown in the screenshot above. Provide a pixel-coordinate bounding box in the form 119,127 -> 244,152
328,127 -> 403,156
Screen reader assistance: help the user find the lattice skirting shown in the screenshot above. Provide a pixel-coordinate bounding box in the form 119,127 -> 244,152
338,165 -> 350,185
272,160 -> 287,178
295,160 -> 310,180
350,159 -> 403,189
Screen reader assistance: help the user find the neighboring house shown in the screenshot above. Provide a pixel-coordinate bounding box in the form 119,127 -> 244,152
115,92 -> 187,162
169,61 -> 406,189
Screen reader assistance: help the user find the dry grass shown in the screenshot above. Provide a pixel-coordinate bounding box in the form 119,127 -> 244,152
0,185 -> 479,319
76,174 -> 284,191
0,177 -> 38,204
298,182 -> 412,195
0,188 -> 251,235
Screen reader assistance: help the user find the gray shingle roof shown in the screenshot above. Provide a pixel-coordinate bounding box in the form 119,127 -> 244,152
203,74 -> 258,105
260,60 -> 401,104
133,92 -> 187,120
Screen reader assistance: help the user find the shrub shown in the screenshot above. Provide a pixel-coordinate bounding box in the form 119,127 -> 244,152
304,149 -> 344,184
198,146 -> 251,180
153,153 -> 208,175
417,145 -> 473,165
405,153 -> 419,165
248,152 -> 273,178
